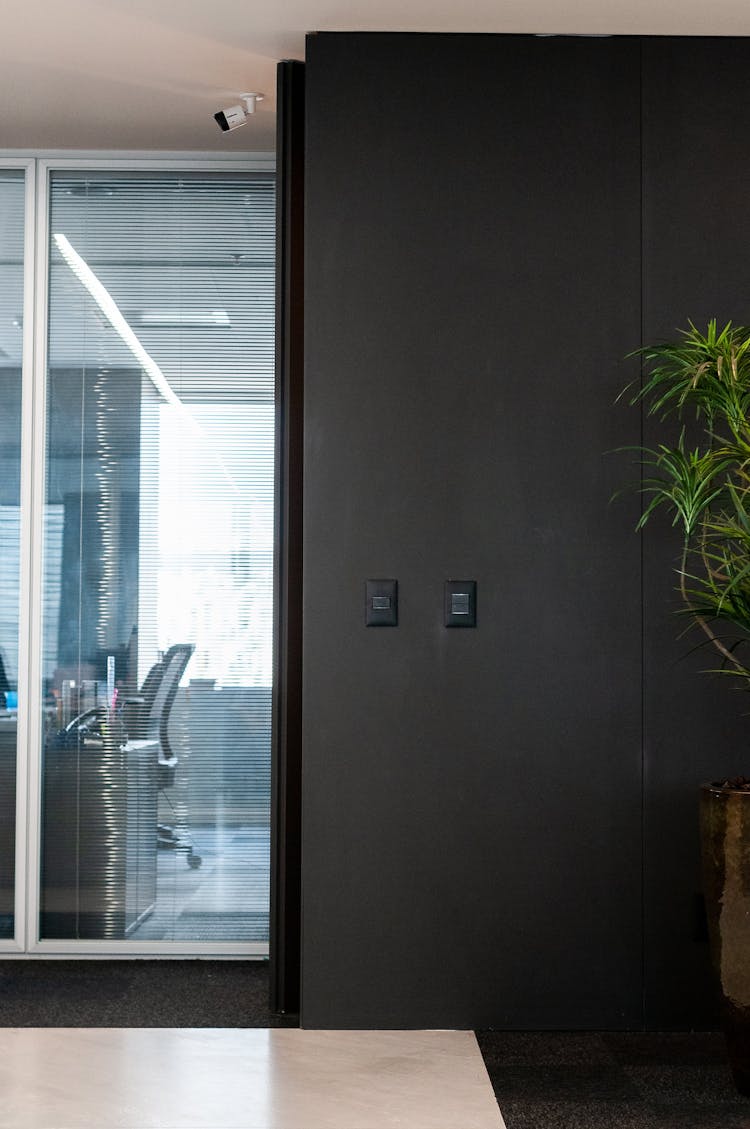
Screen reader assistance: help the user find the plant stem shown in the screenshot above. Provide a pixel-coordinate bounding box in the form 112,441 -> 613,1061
679,543 -> 750,677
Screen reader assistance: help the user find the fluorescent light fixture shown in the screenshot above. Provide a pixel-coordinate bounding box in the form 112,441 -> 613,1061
133,308 -> 231,328
53,233 -> 181,408
53,232 -> 239,493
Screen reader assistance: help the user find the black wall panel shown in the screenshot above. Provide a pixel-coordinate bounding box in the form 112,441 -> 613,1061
302,33 -> 643,1028
641,38 -> 750,1028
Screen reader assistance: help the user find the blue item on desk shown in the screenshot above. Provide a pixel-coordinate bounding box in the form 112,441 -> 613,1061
5,692 -> 17,710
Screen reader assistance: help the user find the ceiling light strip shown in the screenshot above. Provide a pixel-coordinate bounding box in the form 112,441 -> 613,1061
52,233 -> 181,407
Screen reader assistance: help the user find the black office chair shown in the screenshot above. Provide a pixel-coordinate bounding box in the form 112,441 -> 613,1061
126,643 -> 200,869
63,642 -> 201,868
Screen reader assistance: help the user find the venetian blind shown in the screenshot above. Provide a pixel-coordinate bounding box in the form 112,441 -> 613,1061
39,169 -> 274,947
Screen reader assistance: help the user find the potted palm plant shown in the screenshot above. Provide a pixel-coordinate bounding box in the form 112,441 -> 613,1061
622,319 -> 750,1094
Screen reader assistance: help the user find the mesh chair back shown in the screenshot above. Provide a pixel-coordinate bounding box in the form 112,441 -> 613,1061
148,644 -> 194,756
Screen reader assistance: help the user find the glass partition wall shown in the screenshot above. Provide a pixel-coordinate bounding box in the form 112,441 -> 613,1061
0,169 -> 26,942
0,159 -> 275,954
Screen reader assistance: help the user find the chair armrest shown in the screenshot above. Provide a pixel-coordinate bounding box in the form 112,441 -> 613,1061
64,706 -> 105,734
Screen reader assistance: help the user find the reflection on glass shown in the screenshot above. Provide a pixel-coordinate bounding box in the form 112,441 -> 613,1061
0,170 -> 25,941
39,172 -> 274,943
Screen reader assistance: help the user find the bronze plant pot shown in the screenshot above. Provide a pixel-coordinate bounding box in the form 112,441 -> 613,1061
700,783 -> 750,1095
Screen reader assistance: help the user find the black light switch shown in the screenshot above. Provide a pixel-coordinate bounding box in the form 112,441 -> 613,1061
366,579 -> 398,626
444,580 -> 477,627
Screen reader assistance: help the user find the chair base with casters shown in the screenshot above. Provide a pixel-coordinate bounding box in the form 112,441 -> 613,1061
157,824 -> 202,868
157,754 -> 202,868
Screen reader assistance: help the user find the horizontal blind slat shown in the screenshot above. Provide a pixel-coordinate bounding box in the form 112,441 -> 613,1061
39,169 -> 274,947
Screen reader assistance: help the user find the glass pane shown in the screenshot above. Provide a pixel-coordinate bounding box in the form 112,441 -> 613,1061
39,171 -> 274,944
0,169 -> 25,941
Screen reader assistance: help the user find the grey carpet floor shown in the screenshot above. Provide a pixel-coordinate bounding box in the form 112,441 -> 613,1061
476,1030 -> 750,1129
0,958 -> 293,1028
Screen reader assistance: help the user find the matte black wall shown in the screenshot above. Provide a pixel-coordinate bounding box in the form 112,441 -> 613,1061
303,33 -> 643,1029
301,32 -> 750,1030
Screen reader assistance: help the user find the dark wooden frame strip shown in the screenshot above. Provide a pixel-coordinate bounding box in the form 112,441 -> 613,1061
270,58 -> 305,1017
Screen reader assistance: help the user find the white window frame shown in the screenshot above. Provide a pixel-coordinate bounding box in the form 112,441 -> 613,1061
0,156 -> 37,956
0,152 -> 275,958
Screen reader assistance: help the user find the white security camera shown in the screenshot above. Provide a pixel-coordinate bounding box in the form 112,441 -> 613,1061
214,93 -> 264,132
214,104 -> 247,132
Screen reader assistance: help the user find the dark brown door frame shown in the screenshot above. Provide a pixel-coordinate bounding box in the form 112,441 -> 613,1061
270,58 -> 305,1017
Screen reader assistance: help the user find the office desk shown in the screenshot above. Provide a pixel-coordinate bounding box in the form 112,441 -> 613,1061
40,735 -> 158,940
0,713 -> 16,933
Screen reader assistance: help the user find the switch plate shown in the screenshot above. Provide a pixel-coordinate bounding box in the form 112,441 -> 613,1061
366,579 -> 398,626
444,580 -> 477,627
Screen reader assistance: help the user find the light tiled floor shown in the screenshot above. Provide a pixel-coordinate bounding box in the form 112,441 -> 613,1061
0,1028 -> 506,1129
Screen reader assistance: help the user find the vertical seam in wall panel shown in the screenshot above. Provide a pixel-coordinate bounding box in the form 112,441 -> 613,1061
639,36 -> 647,1032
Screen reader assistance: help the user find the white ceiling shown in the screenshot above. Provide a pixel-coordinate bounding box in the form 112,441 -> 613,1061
3,0 -> 750,154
